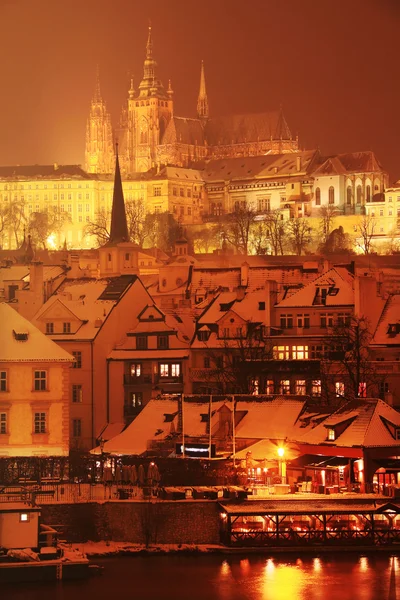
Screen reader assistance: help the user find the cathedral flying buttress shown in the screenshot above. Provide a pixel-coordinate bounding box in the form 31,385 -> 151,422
85,27 -> 298,176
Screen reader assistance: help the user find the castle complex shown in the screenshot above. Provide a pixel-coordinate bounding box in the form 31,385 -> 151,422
85,26 -> 298,176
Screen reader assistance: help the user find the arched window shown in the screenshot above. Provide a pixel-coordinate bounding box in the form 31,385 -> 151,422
315,187 -> 321,206
356,185 -> 362,204
328,186 -> 335,205
366,185 -> 371,202
346,186 -> 352,205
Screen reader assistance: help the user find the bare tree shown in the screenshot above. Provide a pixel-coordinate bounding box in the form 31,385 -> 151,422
320,315 -> 382,404
193,226 -> 220,254
28,208 -> 65,250
8,199 -> 27,247
223,206 -> 257,255
318,205 -> 339,246
199,325 -> 273,394
125,199 -> 152,246
286,218 -> 313,255
0,202 -> 12,247
355,214 -> 377,255
263,210 -> 286,255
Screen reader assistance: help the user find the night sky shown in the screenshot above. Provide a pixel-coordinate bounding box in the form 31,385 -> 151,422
0,0 -> 399,180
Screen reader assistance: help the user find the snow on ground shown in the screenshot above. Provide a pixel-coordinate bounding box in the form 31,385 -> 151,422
60,541 -> 225,557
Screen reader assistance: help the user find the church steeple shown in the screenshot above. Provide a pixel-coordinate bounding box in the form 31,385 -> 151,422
85,67 -> 114,174
108,144 -> 129,244
197,60 -> 209,120
138,25 -> 167,98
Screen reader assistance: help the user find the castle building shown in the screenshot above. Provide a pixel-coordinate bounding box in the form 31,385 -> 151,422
85,26 -> 298,176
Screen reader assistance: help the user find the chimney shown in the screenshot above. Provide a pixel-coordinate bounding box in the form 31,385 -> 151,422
54,162 -> 59,171
67,253 -> 83,279
296,156 -> 301,172
29,261 -> 44,295
240,262 -> 249,287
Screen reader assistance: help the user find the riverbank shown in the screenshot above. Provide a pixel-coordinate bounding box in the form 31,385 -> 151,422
64,540 -> 400,558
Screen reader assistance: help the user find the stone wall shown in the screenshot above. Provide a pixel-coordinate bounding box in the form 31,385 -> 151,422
40,500 -> 221,545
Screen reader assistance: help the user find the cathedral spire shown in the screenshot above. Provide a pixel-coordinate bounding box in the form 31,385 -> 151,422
94,64 -> 101,102
146,24 -> 153,59
197,60 -> 209,119
108,144 -> 129,244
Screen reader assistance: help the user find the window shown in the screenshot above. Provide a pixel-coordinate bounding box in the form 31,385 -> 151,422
136,336 -> 147,350
72,419 -> 82,437
157,335 -> 169,349
198,330 -> 209,342
328,186 -> 335,205
34,412 -> 46,433
173,187 -> 177,196
171,363 -> 180,377
295,380 -> 306,395
380,209 -> 384,217
346,186 -> 352,205
258,302 -> 265,310
20,513 -> 29,523
72,385 -> 82,403
297,314 -> 310,328
180,188 -> 184,197
337,313 -> 351,326
72,351 -> 82,368
0,371 -> 8,392
292,346 -> 308,360
366,185 -> 371,202
154,186 -> 162,197
34,371 -> 47,391
204,357 -> 210,368
78,204 -> 82,212
160,364 -> 169,377
280,314 -> 293,329
320,313 -> 334,328
187,207 -> 192,216
223,327 -> 230,338
0,413 -> 7,434
274,346 -> 290,360
312,380 -> 321,396
280,379 -> 290,394
335,381 -> 345,397
356,185 -> 362,204
215,356 -> 223,369
130,392 -> 143,408
266,380 -> 274,395
315,187 -> 321,206
85,203 -> 90,211
63,322 -> 71,334
327,428 -> 335,441
358,382 -> 367,398
130,363 -> 141,377
125,253 -> 130,261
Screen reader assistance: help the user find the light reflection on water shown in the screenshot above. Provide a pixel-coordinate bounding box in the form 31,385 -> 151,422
3,554 -> 399,600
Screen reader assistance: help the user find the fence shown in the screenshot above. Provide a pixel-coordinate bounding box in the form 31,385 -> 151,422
0,483 -> 144,504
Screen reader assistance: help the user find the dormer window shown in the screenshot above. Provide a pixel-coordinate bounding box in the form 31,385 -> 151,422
46,323 -> 54,334
327,428 -> 336,441
198,330 -> 209,342
396,429 -> 400,441
13,330 -> 28,341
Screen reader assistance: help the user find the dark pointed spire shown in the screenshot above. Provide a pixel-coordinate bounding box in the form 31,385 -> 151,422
108,143 -> 129,244
197,60 -> 209,119
25,234 -> 35,264
274,105 -> 292,140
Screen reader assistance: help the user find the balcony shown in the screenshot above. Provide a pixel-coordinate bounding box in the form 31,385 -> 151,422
154,374 -> 183,385
123,374 -> 152,385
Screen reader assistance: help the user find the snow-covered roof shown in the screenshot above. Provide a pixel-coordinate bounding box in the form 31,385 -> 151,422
298,399 -> 400,447
234,398 -> 306,439
373,295 -> 400,345
0,303 -> 74,362
108,349 -> 190,360
276,267 -> 354,308
235,439 -> 300,461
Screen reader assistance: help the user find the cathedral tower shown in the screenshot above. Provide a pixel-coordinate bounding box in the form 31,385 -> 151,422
197,60 -> 209,120
124,26 -> 173,173
85,68 -> 114,174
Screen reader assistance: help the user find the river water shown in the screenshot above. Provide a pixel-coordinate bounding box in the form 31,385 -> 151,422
3,553 -> 399,600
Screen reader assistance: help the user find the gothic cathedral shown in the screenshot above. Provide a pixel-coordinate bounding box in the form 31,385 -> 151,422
85,27 -> 299,176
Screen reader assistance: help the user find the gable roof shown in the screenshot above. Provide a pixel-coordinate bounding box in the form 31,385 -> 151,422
161,117 -> 205,146
0,303 -> 73,362
372,294 -> 400,345
313,151 -> 384,178
204,111 -> 292,145
276,267 -> 354,308
0,165 -> 92,180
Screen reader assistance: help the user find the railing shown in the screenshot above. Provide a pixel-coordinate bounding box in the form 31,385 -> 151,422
0,483 -> 144,504
123,374 -> 152,385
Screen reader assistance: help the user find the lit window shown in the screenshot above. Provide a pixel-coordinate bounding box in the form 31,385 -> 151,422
72,385 -> 82,403
34,412 -> 46,433
130,363 -> 141,377
0,371 -> 8,392
274,346 -> 290,360
265,380 -> 274,395
358,382 -> 367,398
295,380 -> 306,395
129,392 -> 143,408
171,364 -> 180,377
63,322 -> 71,334
160,364 -> 169,377
327,428 -> 335,441
280,379 -> 290,394
312,380 -> 321,396
72,351 -> 82,368
292,346 -> 309,360
335,382 -> 345,397
34,371 -> 47,391
20,513 -> 29,522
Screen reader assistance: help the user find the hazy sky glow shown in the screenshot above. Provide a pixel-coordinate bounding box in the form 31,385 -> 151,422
0,0 -> 399,180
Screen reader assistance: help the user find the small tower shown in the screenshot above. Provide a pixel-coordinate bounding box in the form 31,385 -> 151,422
99,145 -> 139,277
197,60 -> 209,120
85,67 -> 114,174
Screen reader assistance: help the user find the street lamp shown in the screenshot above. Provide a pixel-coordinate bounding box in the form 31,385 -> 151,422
99,437 -> 105,482
277,446 -> 286,483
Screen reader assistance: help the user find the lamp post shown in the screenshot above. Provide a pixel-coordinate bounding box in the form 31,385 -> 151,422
277,446 -> 286,484
99,437 -> 105,482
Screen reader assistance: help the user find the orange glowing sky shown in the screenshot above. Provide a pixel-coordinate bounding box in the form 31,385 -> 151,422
0,0 -> 399,180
